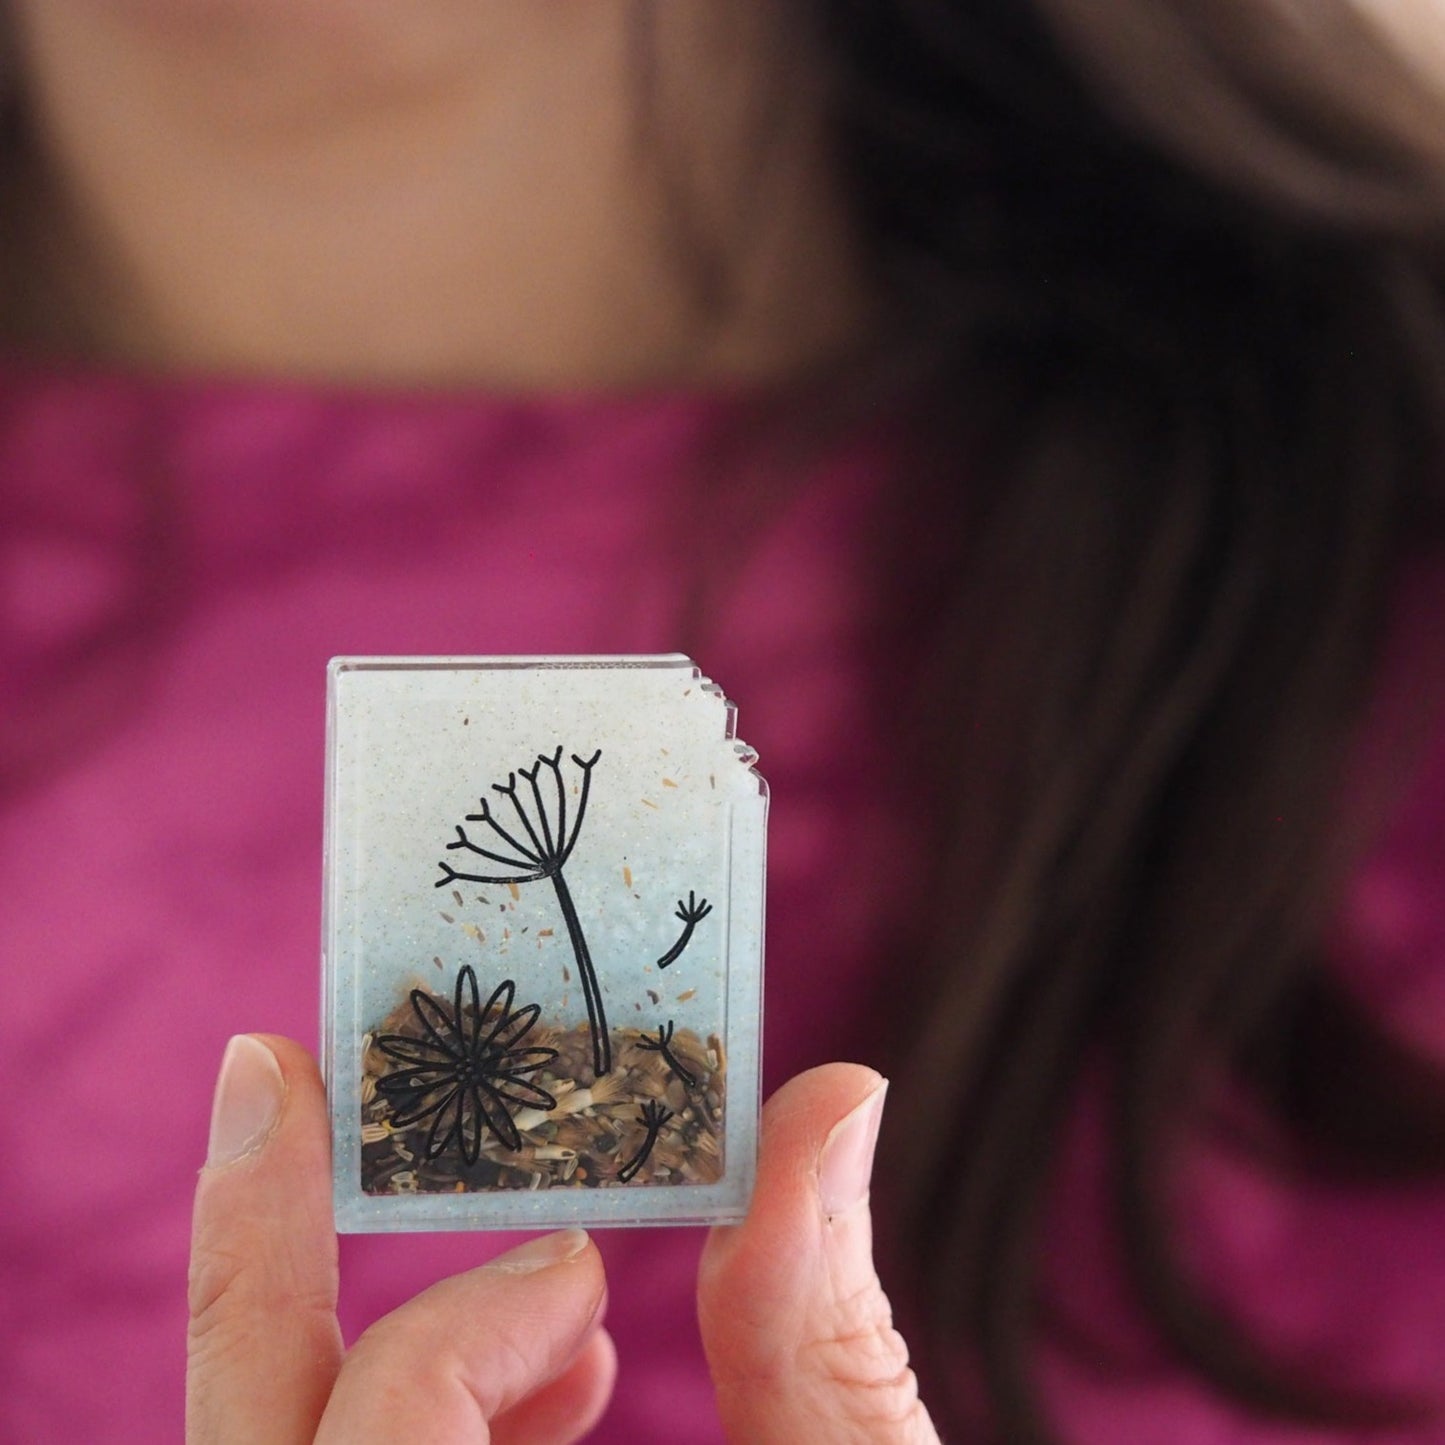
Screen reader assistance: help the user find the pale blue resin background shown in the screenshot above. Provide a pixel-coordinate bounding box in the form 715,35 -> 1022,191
325,654 -> 765,1231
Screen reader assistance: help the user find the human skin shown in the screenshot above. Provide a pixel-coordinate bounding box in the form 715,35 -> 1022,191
6,7 -> 919,1437
6,0 -> 871,388
190,1037 -> 941,1443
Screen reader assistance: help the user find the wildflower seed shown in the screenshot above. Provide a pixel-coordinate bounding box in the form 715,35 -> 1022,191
360,994 -> 726,1196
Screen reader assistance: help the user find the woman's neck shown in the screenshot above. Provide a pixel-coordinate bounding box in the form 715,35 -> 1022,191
6,1 -> 870,389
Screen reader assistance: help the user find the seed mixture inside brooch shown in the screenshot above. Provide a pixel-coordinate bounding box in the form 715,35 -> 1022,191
327,659 -> 765,1231
360,976 -> 725,1195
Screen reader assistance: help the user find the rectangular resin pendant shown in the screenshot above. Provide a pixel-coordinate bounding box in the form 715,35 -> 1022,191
324,655 -> 766,1231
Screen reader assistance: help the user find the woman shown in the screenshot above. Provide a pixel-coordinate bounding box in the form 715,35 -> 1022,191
3,2 -> 1443,1441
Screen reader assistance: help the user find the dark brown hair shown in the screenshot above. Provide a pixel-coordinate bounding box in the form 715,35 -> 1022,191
808,0 -> 1445,1438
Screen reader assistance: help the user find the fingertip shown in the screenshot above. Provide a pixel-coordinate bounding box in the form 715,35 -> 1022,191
205,1035 -> 286,1169
818,1076 -> 888,1217
482,1228 -> 593,1275
712,1063 -> 887,1243
766,1062 -> 886,1122
188,1034 -> 342,1442
317,1226 -> 610,1440
248,1032 -> 327,1094
700,1063 -> 883,1316
757,1064 -> 887,1180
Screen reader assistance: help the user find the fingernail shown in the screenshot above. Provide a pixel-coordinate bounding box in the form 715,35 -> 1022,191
206,1035 -> 285,1168
818,1078 -> 887,1217
485,1229 -> 591,1275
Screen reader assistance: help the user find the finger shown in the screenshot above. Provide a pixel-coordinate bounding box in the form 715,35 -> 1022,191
315,1229 -> 609,1444
698,1064 -> 941,1444
187,1034 -> 345,1445
490,1326 -> 618,1445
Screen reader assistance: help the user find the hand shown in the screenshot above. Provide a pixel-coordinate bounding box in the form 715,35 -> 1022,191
187,1035 -> 615,1444
187,1038 -> 939,1442
699,1065 -> 940,1443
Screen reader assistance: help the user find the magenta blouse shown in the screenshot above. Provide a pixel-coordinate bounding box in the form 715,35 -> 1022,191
2,361 -> 1442,1443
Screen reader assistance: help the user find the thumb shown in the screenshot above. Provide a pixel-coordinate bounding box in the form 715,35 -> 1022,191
698,1065 -> 941,1444
187,1034 -> 345,1443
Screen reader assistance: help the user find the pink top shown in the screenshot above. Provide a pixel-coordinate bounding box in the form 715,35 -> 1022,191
1,361 -> 1442,1443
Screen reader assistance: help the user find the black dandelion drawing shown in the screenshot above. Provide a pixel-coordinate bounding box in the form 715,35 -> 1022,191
617,1100 -> 675,1184
374,966 -> 558,1163
656,890 -> 712,970
436,746 -> 614,1077
635,1019 -> 697,1088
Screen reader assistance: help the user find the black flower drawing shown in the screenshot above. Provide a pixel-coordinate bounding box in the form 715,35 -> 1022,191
436,746 -> 614,1077
617,1099 -> 675,1184
635,1019 -> 697,1088
656,890 -> 712,970
374,966 -> 558,1163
